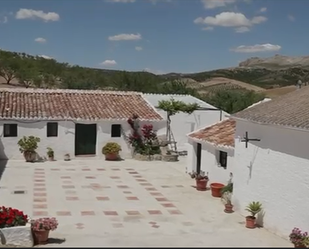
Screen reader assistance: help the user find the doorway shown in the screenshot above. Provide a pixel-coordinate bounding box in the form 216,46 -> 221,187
196,143 -> 202,174
75,124 -> 97,155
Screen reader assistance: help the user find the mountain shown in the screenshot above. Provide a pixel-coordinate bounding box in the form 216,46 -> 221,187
238,54 -> 309,70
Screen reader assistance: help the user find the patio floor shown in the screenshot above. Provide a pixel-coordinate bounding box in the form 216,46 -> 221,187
0,158 -> 290,247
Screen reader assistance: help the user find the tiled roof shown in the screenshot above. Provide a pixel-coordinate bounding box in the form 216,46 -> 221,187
188,119 -> 236,148
233,86 -> 309,130
0,89 -> 163,121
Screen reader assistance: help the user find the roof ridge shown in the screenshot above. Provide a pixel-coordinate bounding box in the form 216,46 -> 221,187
143,93 -> 191,97
0,88 -> 143,95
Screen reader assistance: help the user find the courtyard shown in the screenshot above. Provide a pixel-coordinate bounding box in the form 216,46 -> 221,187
0,158 -> 290,247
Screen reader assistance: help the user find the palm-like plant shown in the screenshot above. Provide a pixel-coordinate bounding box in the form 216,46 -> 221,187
246,201 -> 262,218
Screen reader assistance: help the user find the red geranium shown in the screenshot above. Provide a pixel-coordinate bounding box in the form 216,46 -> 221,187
0,206 -> 28,228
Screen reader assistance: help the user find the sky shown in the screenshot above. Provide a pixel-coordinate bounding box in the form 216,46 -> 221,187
0,0 -> 308,74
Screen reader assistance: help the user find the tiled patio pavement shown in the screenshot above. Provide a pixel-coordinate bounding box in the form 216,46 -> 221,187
0,158 -> 290,247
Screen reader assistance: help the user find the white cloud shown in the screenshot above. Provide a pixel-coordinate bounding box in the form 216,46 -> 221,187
259,7 -> 267,12
194,12 -> 267,28
230,43 -> 281,53
288,14 -> 295,22
100,60 -> 117,67
235,26 -> 250,33
106,0 -> 135,2
202,26 -> 214,31
201,0 -> 236,9
38,55 -> 53,59
108,33 -> 142,41
144,68 -> 165,75
135,46 -> 143,51
34,37 -> 47,43
15,9 -> 60,22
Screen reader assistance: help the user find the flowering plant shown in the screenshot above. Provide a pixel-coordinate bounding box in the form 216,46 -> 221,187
289,227 -> 309,246
0,206 -> 28,228
31,217 -> 58,231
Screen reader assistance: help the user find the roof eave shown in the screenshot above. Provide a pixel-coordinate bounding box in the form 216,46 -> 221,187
187,135 -> 234,150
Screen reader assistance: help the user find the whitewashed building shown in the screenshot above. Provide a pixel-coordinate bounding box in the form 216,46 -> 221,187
187,119 -> 235,184
0,88 -> 165,160
144,94 -> 229,152
232,87 -> 309,238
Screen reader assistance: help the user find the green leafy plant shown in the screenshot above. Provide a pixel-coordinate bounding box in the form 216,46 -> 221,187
17,136 -> 40,153
246,201 -> 262,218
102,142 -> 121,155
221,182 -> 233,195
189,171 -> 209,180
46,147 -> 54,157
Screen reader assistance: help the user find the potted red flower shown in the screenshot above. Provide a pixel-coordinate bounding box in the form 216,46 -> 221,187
0,206 -> 31,247
31,217 -> 58,245
289,228 -> 309,248
189,171 -> 209,191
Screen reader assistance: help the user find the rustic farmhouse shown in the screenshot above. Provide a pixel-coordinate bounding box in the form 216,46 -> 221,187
232,87 -> 309,238
0,88 -> 165,160
186,119 -> 235,184
143,93 -> 229,152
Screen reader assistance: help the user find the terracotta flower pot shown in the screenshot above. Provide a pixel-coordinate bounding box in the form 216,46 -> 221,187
293,244 -> 306,248
48,156 -> 54,161
245,216 -> 256,229
224,204 -> 234,213
210,183 -> 225,197
105,153 -> 118,161
33,230 -> 50,245
196,179 -> 208,191
23,151 -> 36,162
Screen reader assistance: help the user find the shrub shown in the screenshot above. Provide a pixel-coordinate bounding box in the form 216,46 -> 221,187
31,217 -> 58,231
102,142 -> 121,155
47,147 -> 54,157
0,206 -> 28,228
18,136 -> 40,153
289,228 -> 309,246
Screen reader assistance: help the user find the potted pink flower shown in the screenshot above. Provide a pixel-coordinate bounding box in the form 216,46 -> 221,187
31,217 -> 58,245
289,227 -> 309,248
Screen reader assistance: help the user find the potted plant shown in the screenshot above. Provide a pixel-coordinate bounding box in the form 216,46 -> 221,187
245,201 -> 262,229
31,217 -> 58,245
46,147 -> 54,161
289,228 -> 309,248
102,142 -> 121,161
210,182 -> 225,198
64,153 -> 70,161
17,136 -> 40,162
189,171 -> 209,191
0,206 -> 32,247
221,182 -> 234,213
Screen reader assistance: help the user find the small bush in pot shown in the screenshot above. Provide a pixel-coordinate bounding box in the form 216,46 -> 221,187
102,142 -> 121,161
46,147 -> 54,161
189,171 -> 209,191
289,228 -> 309,248
245,201 -> 262,229
64,153 -> 70,161
18,136 -> 40,162
221,182 -> 234,213
31,217 -> 58,245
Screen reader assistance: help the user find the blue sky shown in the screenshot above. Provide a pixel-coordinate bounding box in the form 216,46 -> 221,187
0,0 -> 307,74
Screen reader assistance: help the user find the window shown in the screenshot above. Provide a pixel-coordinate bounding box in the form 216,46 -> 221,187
47,122 -> 58,137
218,151 -> 228,169
3,124 -> 17,137
111,124 -> 121,137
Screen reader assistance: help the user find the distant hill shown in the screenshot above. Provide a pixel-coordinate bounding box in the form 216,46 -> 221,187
0,50 -> 307,98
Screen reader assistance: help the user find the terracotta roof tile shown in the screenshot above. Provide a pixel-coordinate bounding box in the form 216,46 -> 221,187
188,119 -> 236,148
0,89 -> 163,121
233,86 -> 309,129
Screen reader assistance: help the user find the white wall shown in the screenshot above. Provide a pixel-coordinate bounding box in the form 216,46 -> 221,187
157,110 -> 226,151
186,139 -> 234,184
0,120 -> 165,160
233,119 -> 309,238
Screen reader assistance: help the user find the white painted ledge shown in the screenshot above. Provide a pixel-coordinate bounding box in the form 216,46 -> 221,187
0,223 -> 33,247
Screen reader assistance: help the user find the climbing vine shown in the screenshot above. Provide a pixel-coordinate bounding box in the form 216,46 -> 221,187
157,98 -> 200,151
